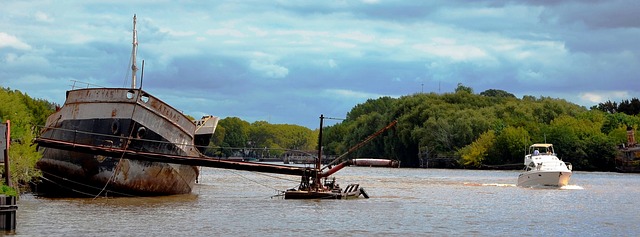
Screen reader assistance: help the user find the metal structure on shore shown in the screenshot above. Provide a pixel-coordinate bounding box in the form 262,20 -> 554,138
615,127 -> 640,172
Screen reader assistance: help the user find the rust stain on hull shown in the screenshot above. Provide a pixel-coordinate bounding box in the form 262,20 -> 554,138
37,153 -> 197,196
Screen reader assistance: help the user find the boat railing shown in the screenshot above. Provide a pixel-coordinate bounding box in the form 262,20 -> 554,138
36,125 -> 315,161
70,80 -> 106,90
35,125 -> 315,177
38,125 -> 195,153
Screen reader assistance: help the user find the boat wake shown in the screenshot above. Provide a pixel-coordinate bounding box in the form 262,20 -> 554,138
463,182 -> 516,187
482,183 -> 516,187
521,184 -> 584,190
560,185 -> 584,190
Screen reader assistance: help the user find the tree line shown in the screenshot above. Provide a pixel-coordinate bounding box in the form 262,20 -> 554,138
593,98 -> 640,115
206,117 -> 318,159
321,84 -> 639,171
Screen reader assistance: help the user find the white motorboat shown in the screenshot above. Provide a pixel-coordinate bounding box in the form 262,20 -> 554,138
517,143 -> 572,188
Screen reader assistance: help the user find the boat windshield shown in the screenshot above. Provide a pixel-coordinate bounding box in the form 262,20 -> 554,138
529,144 -> 554,155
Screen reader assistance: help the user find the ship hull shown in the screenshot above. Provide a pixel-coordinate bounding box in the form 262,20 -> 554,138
36,152 -> 198,196
517,171 -> 571,188
36,88 -> 200,197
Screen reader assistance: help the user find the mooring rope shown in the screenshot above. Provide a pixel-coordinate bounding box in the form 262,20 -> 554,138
39,171 -> 137,197
94,92 -> 142,199
226,169 -> 284,194
93,158 -> 125,199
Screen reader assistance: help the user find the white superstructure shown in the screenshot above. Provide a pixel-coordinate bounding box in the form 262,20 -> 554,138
517,143 -> 572,187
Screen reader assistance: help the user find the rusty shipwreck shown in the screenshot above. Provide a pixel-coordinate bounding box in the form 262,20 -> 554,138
34,15 -> 397,199
34,15 -> 218,196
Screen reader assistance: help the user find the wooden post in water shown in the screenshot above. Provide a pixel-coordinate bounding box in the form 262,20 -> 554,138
3,120 -> 10,186
0,120 -> 16,233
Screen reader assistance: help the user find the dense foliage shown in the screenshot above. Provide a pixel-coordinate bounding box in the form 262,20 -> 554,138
322,85 -> 640,171
0,87 -> 57,192
593,98 -> 640,115
206,117 -> 318,158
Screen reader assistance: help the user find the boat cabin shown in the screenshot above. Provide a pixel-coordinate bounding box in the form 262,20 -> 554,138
529,143 -> 554,156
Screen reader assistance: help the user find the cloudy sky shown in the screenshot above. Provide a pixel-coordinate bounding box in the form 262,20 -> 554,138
1,1 -> 638,128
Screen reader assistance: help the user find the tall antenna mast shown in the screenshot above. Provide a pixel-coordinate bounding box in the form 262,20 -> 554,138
131,14 -> 138,89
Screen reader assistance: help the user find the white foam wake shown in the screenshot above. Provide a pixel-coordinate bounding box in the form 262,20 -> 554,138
560,185 -> 584,190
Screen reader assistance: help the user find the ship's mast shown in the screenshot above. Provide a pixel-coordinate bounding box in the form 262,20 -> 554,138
130,15 -> 138,89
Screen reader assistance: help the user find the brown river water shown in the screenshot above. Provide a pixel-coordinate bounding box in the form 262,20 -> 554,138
14,165 -> 640,236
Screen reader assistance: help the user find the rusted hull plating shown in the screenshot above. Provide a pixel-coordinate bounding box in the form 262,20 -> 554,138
36,88 -> 200,197
37,152 -> 197,196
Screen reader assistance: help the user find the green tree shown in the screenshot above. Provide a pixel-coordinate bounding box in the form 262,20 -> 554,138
455,83 -> 474,94
326,85 -> 609,169
8,131 -> 42,186
480,89 -> 516,98
546,115 -> 615,170
492,126 -> 531,165
0,87 -> 55,189
214,117 -> 250,157
458,130 -> 496,168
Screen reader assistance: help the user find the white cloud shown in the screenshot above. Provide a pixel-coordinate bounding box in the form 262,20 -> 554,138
413,41 -> 487,61
161,29 -> 197,37
34,11 -> 54,22
206,28 -> 246,38
331,41 -> 357,49
249,52 -> 288,78
326,89 -> 375,100
4,53 -> 18,63
324,89 -> 395,101
380,38 -> 404,46
250,60 -> 289,78
274,29 -> 329,39
579,91 -> 630,104
336,31 -> 375,43
1,52 -> 50,68
0,32 -> 31,50
247,27 -> 268,37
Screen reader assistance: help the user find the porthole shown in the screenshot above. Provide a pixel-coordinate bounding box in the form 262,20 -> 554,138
141,94 -> 149,103
126,90 -> 135,99
137,127 -> 147,139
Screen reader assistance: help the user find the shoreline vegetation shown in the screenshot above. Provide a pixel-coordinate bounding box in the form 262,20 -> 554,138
1,87 -> 55,196
1,85 -> 639,194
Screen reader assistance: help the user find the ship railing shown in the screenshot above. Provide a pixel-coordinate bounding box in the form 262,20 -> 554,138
35,125 -> 316,177
35,125 -> 316,162
70,80 -> 106,90
36,125 -> 198,155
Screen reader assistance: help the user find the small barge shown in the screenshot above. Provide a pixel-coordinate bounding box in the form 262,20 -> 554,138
282,115 -> 397,199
